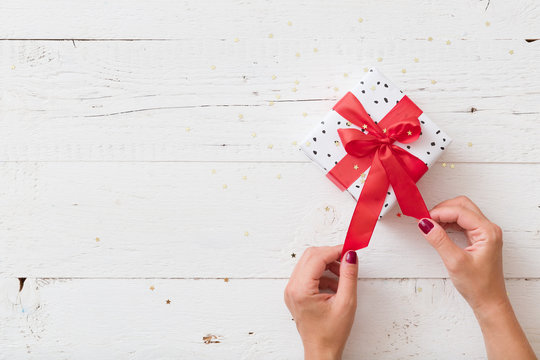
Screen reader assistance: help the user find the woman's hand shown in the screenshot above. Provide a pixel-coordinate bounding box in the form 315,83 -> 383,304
417,195 -> 506,312
284,245 -> 359,360
417,196 -> 536,359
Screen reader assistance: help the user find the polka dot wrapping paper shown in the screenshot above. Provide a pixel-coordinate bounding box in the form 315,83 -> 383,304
301,68 -> 452,219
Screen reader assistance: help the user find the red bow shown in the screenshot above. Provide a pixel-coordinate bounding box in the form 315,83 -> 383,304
326,92 -> 431,257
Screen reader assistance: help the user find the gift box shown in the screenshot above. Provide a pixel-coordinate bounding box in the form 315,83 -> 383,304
301,68 -> 452,253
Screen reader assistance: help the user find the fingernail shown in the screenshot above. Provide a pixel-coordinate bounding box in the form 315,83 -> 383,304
418,218 -> 434,234
345,251 -> 357,264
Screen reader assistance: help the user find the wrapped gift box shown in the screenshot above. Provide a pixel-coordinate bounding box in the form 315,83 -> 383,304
301,68 -> 452,218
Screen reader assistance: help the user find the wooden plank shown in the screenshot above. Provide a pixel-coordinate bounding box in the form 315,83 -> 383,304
0,0 -> 538,39
0,278 -> 538,359
0,39 -> 539,162
0,162 -> 538,278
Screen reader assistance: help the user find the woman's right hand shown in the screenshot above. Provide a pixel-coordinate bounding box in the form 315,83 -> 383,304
417,196 -> 536,359
417,195 -> 506,312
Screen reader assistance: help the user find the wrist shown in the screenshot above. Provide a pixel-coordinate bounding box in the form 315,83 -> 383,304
472,295 -> 513,326
303,343 -> 342,360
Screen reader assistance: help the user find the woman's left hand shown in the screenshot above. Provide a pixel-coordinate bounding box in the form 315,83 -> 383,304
284,245 -> 359,360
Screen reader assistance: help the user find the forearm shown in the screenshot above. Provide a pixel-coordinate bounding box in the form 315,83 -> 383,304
474,298 -> 536,360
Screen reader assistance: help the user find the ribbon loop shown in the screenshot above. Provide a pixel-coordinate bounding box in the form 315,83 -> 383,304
328,92 -> 431,257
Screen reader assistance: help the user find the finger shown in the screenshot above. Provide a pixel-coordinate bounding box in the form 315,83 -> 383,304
296,245 -> 343,282
319,276 -> 339,293
335,251 -> 358,308
430,205 -> 489,232
418,218 -> 468,267
431,196 -> 486,219
326,261 -> 340,277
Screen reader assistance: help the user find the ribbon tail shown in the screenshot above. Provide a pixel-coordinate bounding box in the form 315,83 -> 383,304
379,146 -> 431,219
341,152 -> 389,258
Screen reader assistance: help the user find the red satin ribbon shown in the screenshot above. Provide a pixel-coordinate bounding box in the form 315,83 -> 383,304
326,92 -> 431,257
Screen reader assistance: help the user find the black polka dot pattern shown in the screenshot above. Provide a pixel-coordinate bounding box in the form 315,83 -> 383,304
300,67 -> 451,219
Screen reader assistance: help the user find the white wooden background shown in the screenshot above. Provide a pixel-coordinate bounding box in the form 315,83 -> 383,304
0,1 -> 538,359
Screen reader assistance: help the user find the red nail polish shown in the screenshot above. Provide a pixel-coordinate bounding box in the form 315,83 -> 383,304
418,219 -> 434,234
345,251 -> 357,264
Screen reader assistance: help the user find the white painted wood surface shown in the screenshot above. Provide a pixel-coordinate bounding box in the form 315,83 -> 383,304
0,0 -> 538,358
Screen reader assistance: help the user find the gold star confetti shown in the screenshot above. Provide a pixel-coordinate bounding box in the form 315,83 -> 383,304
431,80 -> 437,85
292,87 -> 297,92
509,50 -> 514,55
344,73 -> 348,77
383,128 -> 387,133
370,85 -> 376,91
446,40 -> 451,45
414,57 -> 419,63
302,112 -> 308,117
467,142 -> 473,147
360,177 -> 365,184
185,127 -> 191,132
287,21 -> 293,26
149,286 -> 155,291
407,130 -> 412,135
244,231 -> 249,236
333,87 -> 339,92
360,173 -> 366,179
95,237 -> 100,242
238,114 -> 244,119
275,94 -> 281,99
222,184 -> 228,189
269,101 -> 275,106
291,253 -> 296,258
291,140 -> 298,145
353,164 -> 359,170
401,68 -> 407,74
294,80 -> 300,85
271,75 -> 277,80
10,65 -> 16,70
362,124 -> 368,129
442,162 -> 447,167
268,33 -> 274,38
427,36 -> 433,41
211,65 -> 216,70
166,299 -> 171,304
267,144 -> 274,149
358,17 -> 364,23
334,140 -> 340,146
211,169 -> 217,174
234,37 -> 239,42
276,173 -> 282,179
305,141 -> 312,147
313,48 -> 318,53
377,57 -> 383,62
363,67 -> 369,72
251,132 -> 257,138
295,52 -> 301,57
450,163 -> 455,169
242,175 -> 247,180
417,287 -> 423,292
485,21 -> 490,27
325,206 -> 330,211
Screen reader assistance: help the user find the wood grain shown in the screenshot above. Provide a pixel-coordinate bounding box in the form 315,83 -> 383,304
0,162 -> 538,278
0,39 -> 538,162
0,0 -> 538,358
0,278 -> 538,359
0,0 -> 538,39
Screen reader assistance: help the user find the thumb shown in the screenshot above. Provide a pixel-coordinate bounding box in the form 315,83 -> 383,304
335,250 -> 358,307
418,218 -> 464,266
